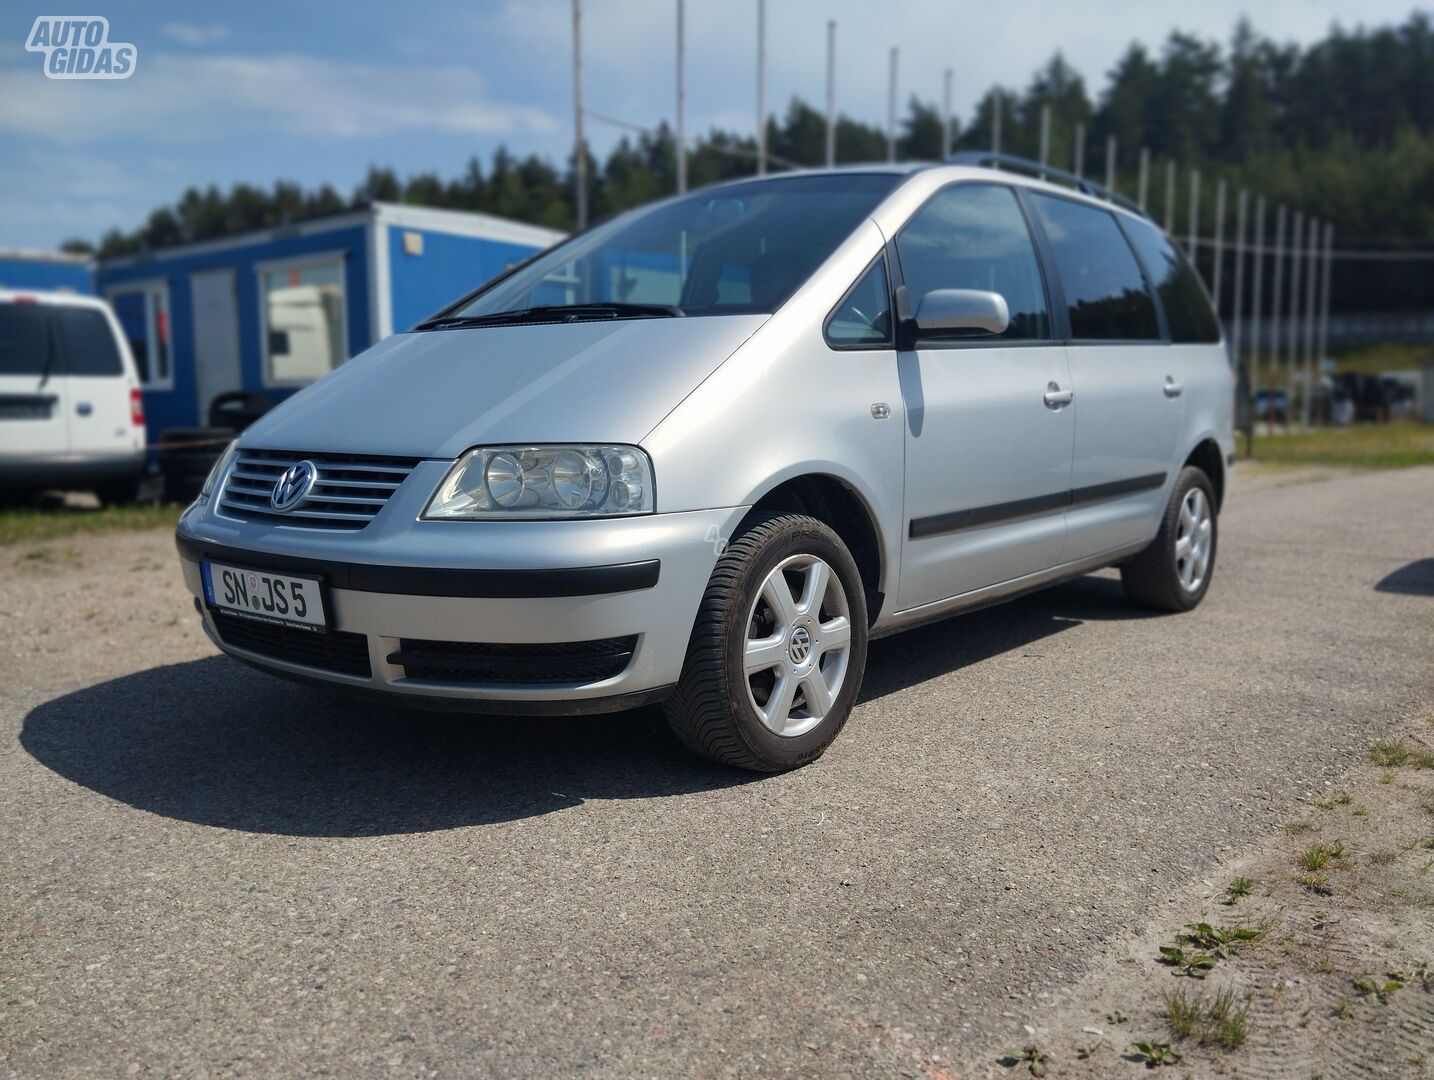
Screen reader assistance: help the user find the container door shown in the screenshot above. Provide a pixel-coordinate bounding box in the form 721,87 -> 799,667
191,268 -> 242,424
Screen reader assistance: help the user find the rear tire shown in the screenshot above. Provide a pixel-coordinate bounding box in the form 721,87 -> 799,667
664,512 -> 868,772
95,477 -> 143,507
1120,465 -> 1218,612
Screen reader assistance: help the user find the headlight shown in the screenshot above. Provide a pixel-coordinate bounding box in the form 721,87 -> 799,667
424,445 -> 654,520
198,440 -> 239,501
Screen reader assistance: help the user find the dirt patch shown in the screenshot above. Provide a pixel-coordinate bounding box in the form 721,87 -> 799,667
977,721 -> 1434,1079
2,528 -> 214,694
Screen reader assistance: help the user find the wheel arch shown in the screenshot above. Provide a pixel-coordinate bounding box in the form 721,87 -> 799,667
742,472 -> 887,624
1183,437 -> 1226,510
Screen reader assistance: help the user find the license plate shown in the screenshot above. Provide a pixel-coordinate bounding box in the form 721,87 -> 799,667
201,561 -> 327,632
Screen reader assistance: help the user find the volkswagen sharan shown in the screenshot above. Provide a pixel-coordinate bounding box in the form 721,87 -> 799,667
175,155 -> 1233,772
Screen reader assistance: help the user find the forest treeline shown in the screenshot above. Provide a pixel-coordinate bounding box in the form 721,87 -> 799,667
76,14 -> 1434,313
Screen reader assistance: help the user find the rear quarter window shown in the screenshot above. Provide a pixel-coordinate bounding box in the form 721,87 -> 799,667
54,307 -> 125,376
1028,192 -> 1160,341
0,302 -> 52,377
1122,218 -> 1221,344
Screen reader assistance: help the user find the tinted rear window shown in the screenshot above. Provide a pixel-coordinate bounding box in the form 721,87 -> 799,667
0,303 -> 52,376
1122,218 -> 1221,343
55,307 -> 124,376
1029,193 -> 1160,341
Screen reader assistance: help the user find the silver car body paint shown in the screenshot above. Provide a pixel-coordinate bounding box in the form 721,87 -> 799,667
176,163 -> 1234,706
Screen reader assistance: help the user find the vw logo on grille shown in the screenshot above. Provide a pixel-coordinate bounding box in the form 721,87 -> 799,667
789,625 -> 812,665
270,460 -> 317,512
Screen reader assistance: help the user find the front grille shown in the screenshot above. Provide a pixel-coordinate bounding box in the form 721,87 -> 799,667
390,636 -> 638,685
218,449 -> 422,531
212,611 -> 372,678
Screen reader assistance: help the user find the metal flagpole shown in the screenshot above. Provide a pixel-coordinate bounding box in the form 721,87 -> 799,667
1164,159 -> 1176,233
887,47 -> 898,163
1187,169 -> 1200,264
1104,135 -> 1116,193
1038,104 -> 1050,176
826,21 -> 837,168
941,67 -> 952,160
1231,188 -> 1247,362
675,0 -> 686,194
1302,215 -> 1320,426
1256,196 -> 1267,433
1287,210 -> 1304,427
1211,178 -> 1226,315
1268,205 -> 1287,419
1316,223 -> 1334,404
756,0 -> 766,175
1137,146 -> 1150,209
572,0 -> 587,230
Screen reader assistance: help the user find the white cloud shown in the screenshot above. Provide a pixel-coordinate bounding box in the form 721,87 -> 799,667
160,22 -> 231,47
0,51 -> 558,143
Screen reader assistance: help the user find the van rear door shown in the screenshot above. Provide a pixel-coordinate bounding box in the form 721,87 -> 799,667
53,303 -> 142,458
0,298 -> 71,461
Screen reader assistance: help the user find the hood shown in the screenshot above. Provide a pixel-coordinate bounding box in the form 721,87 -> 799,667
241,315 -> 767,459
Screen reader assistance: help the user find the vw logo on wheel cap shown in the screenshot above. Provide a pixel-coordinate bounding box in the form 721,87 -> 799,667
789,625 -> 812,665
270,460 -> 317,512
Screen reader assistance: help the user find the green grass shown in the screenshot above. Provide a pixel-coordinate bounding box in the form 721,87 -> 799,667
0,502 -> 182,546
1245,422 -> 1434,470
1163,986 -> 1250,1049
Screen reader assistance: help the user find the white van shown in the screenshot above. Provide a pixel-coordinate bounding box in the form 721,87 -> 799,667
0,290 -> 147,502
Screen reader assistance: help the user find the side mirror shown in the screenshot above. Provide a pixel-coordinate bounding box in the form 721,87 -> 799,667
912,288 -> 1010,337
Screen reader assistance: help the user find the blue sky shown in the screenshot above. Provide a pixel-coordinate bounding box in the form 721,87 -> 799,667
0,0 -> 1419,250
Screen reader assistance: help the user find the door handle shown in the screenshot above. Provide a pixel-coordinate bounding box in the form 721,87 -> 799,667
75,401 -> 93,417
1043,383 -> 1074,409
1163,376 -> 1184,398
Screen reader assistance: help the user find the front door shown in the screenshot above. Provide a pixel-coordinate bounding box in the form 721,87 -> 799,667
190,268 -> 242,424
894,182 -> 1075,611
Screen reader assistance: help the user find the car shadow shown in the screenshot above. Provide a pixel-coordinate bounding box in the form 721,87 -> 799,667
1374,558 -> 1434,597
20,572 -> 1154,838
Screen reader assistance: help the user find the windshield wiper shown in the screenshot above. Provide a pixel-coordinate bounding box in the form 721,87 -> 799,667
417,302 -> 684,331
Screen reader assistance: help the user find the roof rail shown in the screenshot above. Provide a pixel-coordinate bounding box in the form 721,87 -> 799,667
945,151 -> 1150,220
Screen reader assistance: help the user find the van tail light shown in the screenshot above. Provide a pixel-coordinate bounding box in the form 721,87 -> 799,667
130,388 -> 145,426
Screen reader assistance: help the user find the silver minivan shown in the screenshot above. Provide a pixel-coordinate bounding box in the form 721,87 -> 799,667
176,159 -> 1233,771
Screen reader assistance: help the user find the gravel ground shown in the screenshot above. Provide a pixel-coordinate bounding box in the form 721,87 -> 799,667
2,465 -> 1432,1079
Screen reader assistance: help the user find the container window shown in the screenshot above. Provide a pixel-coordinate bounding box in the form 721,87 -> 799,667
260,257 -> 346,385
108,283 -> 171,387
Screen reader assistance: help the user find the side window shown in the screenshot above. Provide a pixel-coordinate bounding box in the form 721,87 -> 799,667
1122,219 -> 1220,343
0,303 -> 52,377
896,183 -> 1050,340
1028,193 -> 1160,341
826,257 -> 892,346
55,308 -> 124,377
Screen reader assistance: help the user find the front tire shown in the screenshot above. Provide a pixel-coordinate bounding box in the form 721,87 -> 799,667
1120,465 -> 1218,612
664,513 -> 868,772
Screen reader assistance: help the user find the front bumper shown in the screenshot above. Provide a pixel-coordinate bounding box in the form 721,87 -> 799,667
176,486 -> 747,710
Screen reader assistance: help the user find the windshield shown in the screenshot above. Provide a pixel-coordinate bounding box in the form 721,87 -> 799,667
434,173 -> 903,324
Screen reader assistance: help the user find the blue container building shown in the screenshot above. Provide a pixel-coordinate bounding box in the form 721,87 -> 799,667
0,249 -> 94,294
92,204 -> 565,439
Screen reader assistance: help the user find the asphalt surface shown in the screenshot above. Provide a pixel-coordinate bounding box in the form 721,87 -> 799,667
3,465 -> 1432,1079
